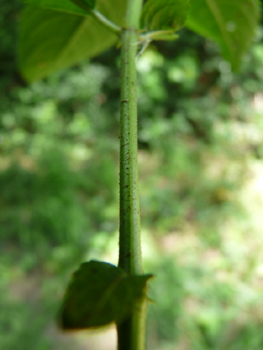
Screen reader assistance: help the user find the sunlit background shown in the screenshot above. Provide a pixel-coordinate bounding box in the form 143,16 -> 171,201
1,1 -> 263,349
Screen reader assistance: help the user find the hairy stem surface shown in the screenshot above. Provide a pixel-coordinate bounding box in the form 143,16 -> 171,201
117,0 -> 147,349
118,27 -> 142,275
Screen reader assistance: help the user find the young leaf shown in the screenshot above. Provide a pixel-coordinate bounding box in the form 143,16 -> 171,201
141,30 -> 179,42
18,1 -> 127,81
150,33 -> 179,41
140,0 -> 190,32
59,260 -> 153,330
186,0 -> 261,71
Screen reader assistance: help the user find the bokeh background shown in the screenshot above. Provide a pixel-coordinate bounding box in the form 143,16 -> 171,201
1,1 -> 263,349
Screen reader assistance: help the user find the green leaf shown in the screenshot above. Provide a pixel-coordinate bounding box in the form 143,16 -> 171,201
76,0 -> 96,10
59,260 -> 152,330
140,0 -> 190,32
20,0 -> 88,16
186,0 -> 261,70
18,1 -> 126,81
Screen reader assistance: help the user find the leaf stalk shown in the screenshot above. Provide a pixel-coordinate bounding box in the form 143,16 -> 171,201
70,0 -> 122,34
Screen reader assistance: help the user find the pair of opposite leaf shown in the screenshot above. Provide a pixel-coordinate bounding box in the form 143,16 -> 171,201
19,0 -> 191,81
19,0 -> 260,81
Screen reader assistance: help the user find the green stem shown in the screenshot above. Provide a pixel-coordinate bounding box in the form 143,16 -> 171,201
117,0 -> 147,349
118,0 -> 143,277
118,28 -> 142,275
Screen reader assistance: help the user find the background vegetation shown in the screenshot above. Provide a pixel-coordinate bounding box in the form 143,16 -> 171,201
1,1 -> 263,349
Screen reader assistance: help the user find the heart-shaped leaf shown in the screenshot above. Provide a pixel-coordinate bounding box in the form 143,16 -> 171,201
18,1 -> 127,81
59,260 -> 153,330
140,0 -> 190,32
186,0 -> 261,70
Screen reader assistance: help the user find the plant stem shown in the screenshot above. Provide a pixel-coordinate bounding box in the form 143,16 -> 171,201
118,28 -> 142,276
117,0 -> 147,349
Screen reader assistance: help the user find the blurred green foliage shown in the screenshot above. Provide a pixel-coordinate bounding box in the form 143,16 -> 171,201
1,1 -> 263,349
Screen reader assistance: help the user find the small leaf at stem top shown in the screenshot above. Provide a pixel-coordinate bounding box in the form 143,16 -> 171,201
140,30 -> 179,42
140,0 -> 190,33
59,260 -> 153,330
150,32 -> 179,41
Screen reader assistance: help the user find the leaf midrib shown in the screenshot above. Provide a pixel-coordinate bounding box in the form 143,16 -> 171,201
88,274 -> 126,323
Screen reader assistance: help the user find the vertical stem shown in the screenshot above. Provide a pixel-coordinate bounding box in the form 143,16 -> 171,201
118,0 -> 144,276
118,27 -> 142,275
117,0 -> 147,350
